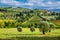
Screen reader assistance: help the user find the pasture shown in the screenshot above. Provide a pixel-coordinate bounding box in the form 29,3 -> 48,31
0,28 -> 60,39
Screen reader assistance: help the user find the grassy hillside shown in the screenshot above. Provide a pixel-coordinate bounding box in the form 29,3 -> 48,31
0,28 -> 60,39
52,20 -> 60,26
22,16 -> 42,27
0,7 -> 60,28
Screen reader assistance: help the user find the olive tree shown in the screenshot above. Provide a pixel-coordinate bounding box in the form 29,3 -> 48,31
30,27 -> 35,32
17,25 -> 22,32
39,21 -> 50,34
47,19 -> 55,32
29,23 -> 35,32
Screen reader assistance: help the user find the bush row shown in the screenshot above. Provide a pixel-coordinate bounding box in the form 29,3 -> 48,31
0,20 -> 18,28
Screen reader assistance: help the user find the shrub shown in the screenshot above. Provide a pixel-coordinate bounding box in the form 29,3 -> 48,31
30,27 -> 35,32
17,26 -> 22,32
49,23 -> 55,32
28,23 -> 33,28
0,12 -> 4,17
4,20 -> 17,28
0,22 -> 5,28
4,21 -> 8,28
0,20 -> 5,28
34,23 -> 38,28
11,21 -> 18,28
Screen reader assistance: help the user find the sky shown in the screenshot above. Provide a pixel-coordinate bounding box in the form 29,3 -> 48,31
0,0 -> 60,10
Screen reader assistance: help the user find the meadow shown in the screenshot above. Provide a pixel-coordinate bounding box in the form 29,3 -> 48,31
0,28 -> 60,39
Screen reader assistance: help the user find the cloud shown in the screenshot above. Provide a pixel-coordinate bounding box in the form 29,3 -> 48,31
27,0 -> 60,9
0,0 -> 33,6
0,0 -> 21,6
0,0 -> 60,9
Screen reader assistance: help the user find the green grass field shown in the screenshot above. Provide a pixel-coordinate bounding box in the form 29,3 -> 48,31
0,28 -> 60,39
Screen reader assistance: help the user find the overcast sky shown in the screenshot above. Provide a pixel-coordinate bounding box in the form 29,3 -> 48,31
0,0 -> 60,9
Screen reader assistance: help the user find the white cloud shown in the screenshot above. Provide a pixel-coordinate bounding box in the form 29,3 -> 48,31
23,3 -> 34,6
0,0 -> 33,6
27,0 -> 46,6
47,1 -> 53,4
28,0 -> 60,9
0,0 -> 21,6
0,0 -> 60,9
46,1 -> 59,7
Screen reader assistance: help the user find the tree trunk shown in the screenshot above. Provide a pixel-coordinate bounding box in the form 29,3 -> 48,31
43,30 -> 45,35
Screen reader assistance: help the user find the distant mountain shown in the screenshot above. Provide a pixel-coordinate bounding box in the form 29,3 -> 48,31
48,9 -> 60,12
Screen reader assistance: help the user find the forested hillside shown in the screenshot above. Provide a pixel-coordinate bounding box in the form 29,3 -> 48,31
0,7 -> 59,28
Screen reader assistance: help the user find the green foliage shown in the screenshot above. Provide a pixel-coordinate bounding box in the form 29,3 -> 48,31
17,26 -> 22,32
0,21 -> 5,28
39,21 -> 50,34
0,7 -> 59,28
49,22 -> 55,32
58,13 -> 60,19
22,16 -> 42,28
7,20 -> 18,28
0,12 -> 4,17
34,23 -> 39,28
30,27 -> 35,32
0,20 -> 17,28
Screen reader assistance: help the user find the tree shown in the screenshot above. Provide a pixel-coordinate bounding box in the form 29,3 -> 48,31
0,21 -> 5,28
49,22 -> 55,32
39,21 -> 49,34
28,23 -> 35,32
34,23 -> 38,28
58,13 -> 60,19
17,25 -> 22,32
28,23 -> 33,28
30,27 -> 35,32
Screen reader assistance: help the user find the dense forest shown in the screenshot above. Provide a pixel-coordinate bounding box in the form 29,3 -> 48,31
0,7 -> 60,28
